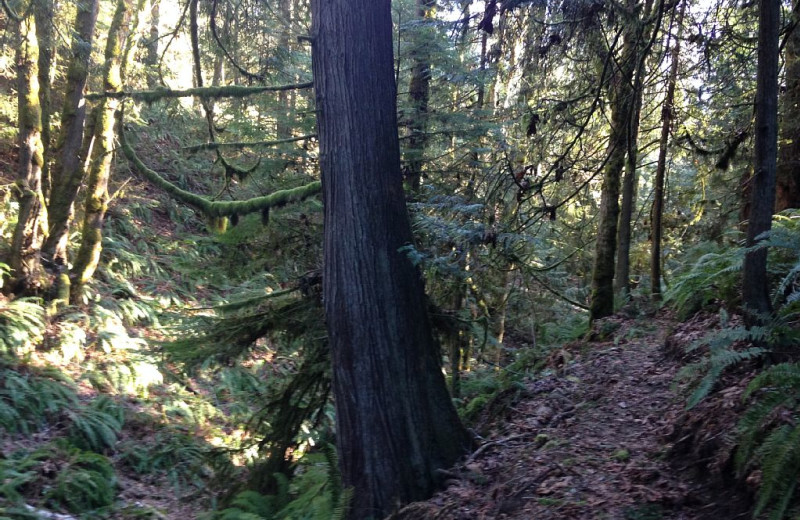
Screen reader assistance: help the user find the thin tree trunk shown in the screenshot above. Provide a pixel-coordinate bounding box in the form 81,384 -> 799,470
276,0 -> 292,139
311,0 -> 472,516
615,79 -> 642,298
651,0 -> 686,298
146,0 -> 159,88
9,10 -> 48,295
404,0 -> 435,192
71,0 -> 135,296
743,0 -> 780,316
34,0 -> 54,201
43,0 -> 100,266
776,0 -> 800,211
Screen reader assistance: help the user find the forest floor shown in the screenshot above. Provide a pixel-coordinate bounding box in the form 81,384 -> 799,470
396,312 -> 751,520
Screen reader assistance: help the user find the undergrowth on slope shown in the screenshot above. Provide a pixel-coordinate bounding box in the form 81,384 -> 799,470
668,211 -> 800,518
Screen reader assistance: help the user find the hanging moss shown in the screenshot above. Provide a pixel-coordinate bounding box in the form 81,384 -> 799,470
85,82 -> 313,102
120,124 -> 321,220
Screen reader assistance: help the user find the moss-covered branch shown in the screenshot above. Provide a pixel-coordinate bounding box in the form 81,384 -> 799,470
120,125 -> 321,217
184,134 -> 316,152
86,81 -> 313,102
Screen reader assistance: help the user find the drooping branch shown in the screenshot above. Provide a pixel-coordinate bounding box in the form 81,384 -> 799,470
120,125 -> 321,218
184,134 -> 316,152
85,82 -> 312,102
209,0 -> 266,83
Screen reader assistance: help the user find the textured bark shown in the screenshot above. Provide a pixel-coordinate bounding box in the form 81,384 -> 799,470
9,11 -> 49,295
590,18 -> 637,321
71,0 -> 134,294
776,0 -> 800,211
43,0 -> 100,265
743,0 -> 780,315
404,0 -> 436,192
651,0 -> 685,298
311,0 -> 472,517
34,0 -> 54,201
146,0 -> 159,88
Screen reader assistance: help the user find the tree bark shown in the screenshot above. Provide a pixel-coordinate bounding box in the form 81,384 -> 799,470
34,0 -> 54,201
404,0 -> 436,192
776,0 -> 800,211
743,0 -> 780,315
146,0 -> 159,88
311,0 -> 472,517
71,0 -> 134,296
42,0 -> 100,266
651,0 -> 686,298
8,9 -> 48,295
589,20 -> 637,321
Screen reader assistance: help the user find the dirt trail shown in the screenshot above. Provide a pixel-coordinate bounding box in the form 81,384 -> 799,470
397,315 -> 743,520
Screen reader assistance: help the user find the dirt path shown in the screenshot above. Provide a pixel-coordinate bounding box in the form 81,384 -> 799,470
396,315 -> 741,520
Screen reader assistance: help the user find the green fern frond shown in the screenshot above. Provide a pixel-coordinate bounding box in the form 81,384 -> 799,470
753,425 -> 800,519
67,395 -> 125,452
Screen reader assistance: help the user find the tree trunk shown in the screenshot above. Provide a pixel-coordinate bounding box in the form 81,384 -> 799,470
34,0 -> 54,201
404,0 -> 436,192
651,0 -> 686,298
43,0 -> 100,266
71,0 -> 134,296
146,0 -> 160,88
9,10 -> 48,295
615,77 -> 642,298
311,0 -> 472,517
276,0 -> 293,139
776,0 -> 800,211
743,0 -> 780,315
590,25 -> 637,321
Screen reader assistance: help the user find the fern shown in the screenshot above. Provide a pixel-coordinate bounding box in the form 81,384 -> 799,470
0,364 -> 78,433
67,395 -> 125,452
735,362 -> 800,519
0,297 -> 46,356
676,313 -> 767,409
46,448 -> 117,514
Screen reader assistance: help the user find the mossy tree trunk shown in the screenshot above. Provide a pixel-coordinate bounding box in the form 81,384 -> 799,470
71,0 -> 135,296
42,0 -> 100,267
589,12 -> 638,321
9,9 -> 49,295
34,0 -> 54,201
311,0 -> 472,516
145,0 -> 159,88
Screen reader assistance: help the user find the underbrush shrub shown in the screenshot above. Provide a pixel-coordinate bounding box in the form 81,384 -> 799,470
667,211 -> 800,518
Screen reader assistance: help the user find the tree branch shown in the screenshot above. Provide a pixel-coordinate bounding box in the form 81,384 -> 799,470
120,125 -> 321,218
86,82 -> 312,101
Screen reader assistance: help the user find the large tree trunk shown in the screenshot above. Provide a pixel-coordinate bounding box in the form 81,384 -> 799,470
42,0 -> 100,266
776,0 -> 800,211
71,0 -> 134,296
9,10 -> 48,295
743,0 -> 779,315
651,0 -> 686,298
311,0 -> 472,517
